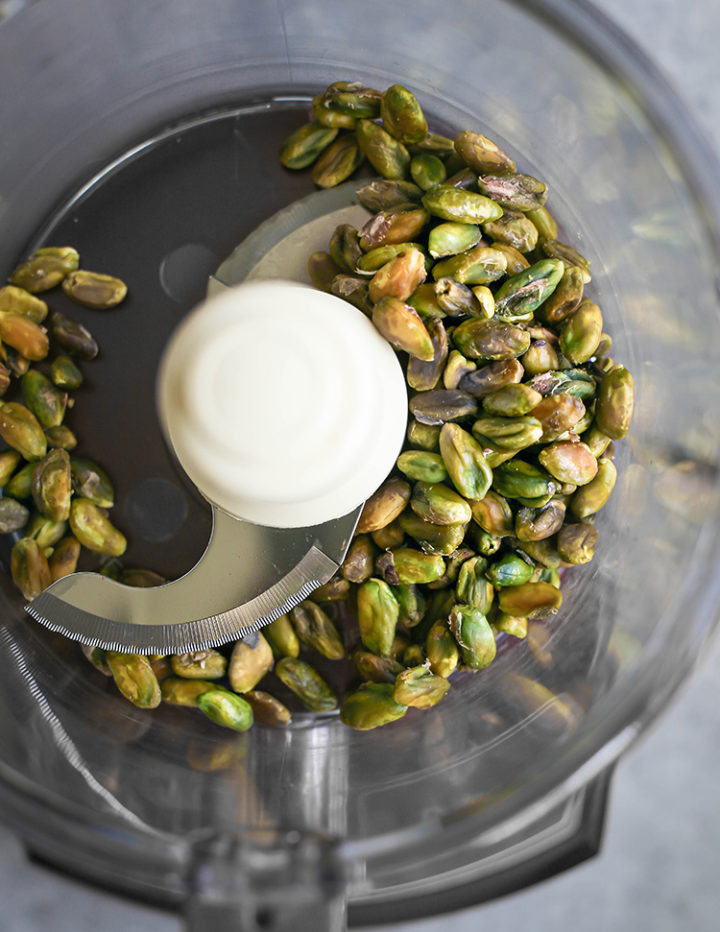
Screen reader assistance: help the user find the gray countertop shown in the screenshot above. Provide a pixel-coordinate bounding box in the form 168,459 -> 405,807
2,1 -> 720,929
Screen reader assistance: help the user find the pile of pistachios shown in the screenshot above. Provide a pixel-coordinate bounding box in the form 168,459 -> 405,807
272,79 -> 635,730
0,251 -> 130,598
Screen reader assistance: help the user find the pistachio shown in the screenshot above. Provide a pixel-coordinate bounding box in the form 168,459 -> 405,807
0,450 -> 21,486
399,511 -> 465,556
369,248 -> 426,303
528,368 -> 596,401
311,93 -> 356,129
493,258 -> 564,322
330,274 -> 373,315
595,365 -> 634,439
469,489 -> 515,536
160,676 -> 217,709
406,318 -> 448,390
341,535 -> 375,584
356,179 -> 423,212
557,523 -> 599,565
372,295 -> 434,360
357,578 -> 399,656
492,460 -> 556,505
452,317 -> 531,360
426,620 -> 459,678
371,520 -> 405,550
391,548 -> 446,584
197,689 -> 254,732
279,122 -> 338,169
396,450 -> 448,483
329,224 -> 363,273
571,457 -> 617,518
393,664 -> 450,708
439,423 -> 493,500
531,394 -> 586,442
407,281 -> 446,319
0,401 -> 47,460
459,358 -> 524,398
69,498 -> 126,556
61,270 -> 127,309
275,658 -> 337,712
483,383 -> 542,417
422,184 -> 504,224
340,682 -> 407,730
582,423 -> 614,458
428,223 -> 484,261
322,81 -> 382,118
227,632 -> 274,693
312,135 -> 364,188
407,417 -> 441,450
411,480 -> 472,526
393,583 -> 427,627
477,172 -> 547,210
356,476 -> 411,534
4,462 -> 35,499
106,652 -> 162,709
45,425 -> 77,451
444,167 -> 478,189
290,600 -> 345,660
381,84 -> 429,144
352,649 -> 404,684
482,208 -> 539,253
409,388 -> 478,425
453,130 -> 516,174
263,613 -> 300,659
456,556 -> 494,612
516,537 -> 561,569
3,348 -> 31,378
538,440 -> 598,486
409,132 -> 455,157
0,285 -> 48,322
0,314 -> 49,361
21,370 -> 67,429
242,690 -> 291,727
81,645 -> 112,676
23,513 -> 67,550
31,449 -> 72,522
69,457 -> 114,507
489,241 -> 530,274
493,614 -> 528,638
515,499 -> 566,541
443,350 -> 477,390
308,251 -> 343,291
9,246 -> 80,293
50,311 -> 98,359
432,246 -> 507,285
559,298 -> 603,364
542,239 -> 591,282
433,278 -> 480,316
472,414 -> 543,452
171,649 -> 227,680
0,497 -> 29,534
10,537 -> 51,599
356,118 -> 411,179
357,241 -> 428,273
310,575 -> 351,602
537,266 -> 584,324
486,552 -> 534,587
449,605 -> 496,669
497,581 -> 562,618
359,206 -> 430,250
526,206 -> 558,241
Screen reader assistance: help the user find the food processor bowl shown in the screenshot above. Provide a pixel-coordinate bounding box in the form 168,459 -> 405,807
2,0 -> 720,928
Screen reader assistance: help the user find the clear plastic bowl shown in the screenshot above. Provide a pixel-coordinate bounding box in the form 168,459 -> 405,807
1,0 -> 720,927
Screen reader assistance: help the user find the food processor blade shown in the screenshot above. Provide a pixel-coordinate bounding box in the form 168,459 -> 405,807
24,502 -> 361,653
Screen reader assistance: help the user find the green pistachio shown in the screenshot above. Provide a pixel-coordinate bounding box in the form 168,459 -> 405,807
449,604 -> 496,669
391,548 -> 446,584
571,457 -> 617,518
279,122 -> 338,169
486,552 -> 534,587
197,689 -> 254,732
356,118 -> 411,179
455,556 -> 494,612
427,222 -> 483,258
381,84 -> 429,144
396,450 -> 448,483
357,578 -> 400,656
439,423 -> 493,500
422,184 -> 504,224
497,581 -> 562,618
393,664 -> 450,708
69,498 -> 126,556
452,317 -> 531,360
340,682 -> 408,730
453,130 -> 516,174
275,658 -> 337,712
595,365 -> 634,439
61,270 -> 127,309
171,649 -> 227,680
106,652 -> 162,709
263,613 -> 300,658
290,600 -> 345,660
493,258 -> 564,322
9,246 -> 80,293
356,476 -> 411,534
228,632 -> 274,693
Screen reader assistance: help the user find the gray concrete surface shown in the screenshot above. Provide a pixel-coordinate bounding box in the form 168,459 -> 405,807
2,0 -> 720,929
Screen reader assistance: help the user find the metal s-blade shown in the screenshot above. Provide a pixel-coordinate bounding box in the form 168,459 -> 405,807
25,504 -> 361,654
